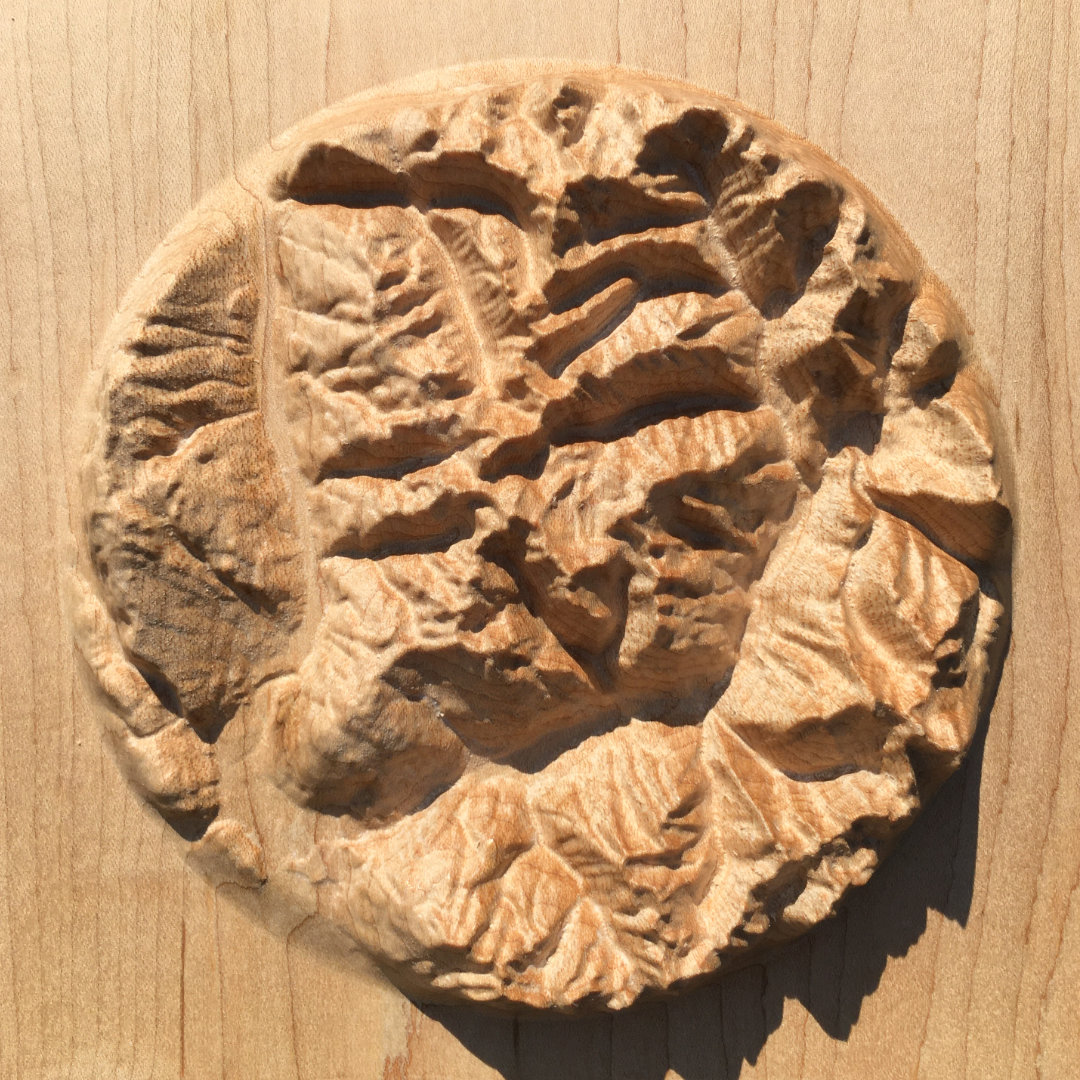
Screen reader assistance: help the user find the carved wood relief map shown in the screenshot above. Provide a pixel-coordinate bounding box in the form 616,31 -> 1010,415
70,65 -> 1010,1012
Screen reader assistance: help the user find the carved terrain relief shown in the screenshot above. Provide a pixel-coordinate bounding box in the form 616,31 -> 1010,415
72,66 -> 1011,1010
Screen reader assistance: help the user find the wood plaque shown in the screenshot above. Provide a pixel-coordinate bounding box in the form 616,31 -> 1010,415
2,6 -> 1076,1078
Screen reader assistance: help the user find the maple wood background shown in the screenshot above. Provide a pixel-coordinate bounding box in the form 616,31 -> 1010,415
1,1 -> 1078,1077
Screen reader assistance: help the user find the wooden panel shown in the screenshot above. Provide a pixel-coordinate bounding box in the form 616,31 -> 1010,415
0,1 -> 1076,1077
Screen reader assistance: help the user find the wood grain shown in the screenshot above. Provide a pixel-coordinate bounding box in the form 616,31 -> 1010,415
1,1 -> 1077,1076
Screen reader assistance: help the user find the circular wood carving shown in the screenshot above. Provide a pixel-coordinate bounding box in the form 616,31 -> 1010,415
72,64 -> 1011,1010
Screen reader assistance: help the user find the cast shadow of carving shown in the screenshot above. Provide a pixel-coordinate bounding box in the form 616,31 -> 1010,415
419,618 -> 1010,1080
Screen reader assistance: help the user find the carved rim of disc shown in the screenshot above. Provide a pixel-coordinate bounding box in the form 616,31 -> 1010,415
71,62 -> 1011,1011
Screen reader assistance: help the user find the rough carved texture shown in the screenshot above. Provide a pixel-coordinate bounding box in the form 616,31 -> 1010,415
72,67 -> 1010,1011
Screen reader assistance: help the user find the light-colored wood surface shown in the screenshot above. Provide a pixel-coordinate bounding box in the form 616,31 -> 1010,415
0,1 -> 1076,1076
